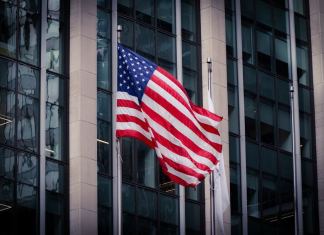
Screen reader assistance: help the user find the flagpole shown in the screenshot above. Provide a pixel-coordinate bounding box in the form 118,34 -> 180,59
207,57 -> 216,235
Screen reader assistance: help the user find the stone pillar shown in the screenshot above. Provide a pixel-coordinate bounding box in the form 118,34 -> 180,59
69,0 -> 97,234
309,0 -> 324,234
200,0 -> 231,234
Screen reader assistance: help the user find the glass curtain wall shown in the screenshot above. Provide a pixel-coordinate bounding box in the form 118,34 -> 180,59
294,0 -> 319,234
45,0 -> 69,234
225,0 -> 243,234
117,0 -> 180,234
240,0 -> 296,233
181,0 -> 205,234
0,1 -> 40,234
97,0 -> 113,234
0,0 -> 69,234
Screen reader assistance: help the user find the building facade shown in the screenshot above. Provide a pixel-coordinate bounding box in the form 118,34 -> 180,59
0,0 -> 323,234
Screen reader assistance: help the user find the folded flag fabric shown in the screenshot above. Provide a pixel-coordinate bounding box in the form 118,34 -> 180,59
116,44 -> 223,186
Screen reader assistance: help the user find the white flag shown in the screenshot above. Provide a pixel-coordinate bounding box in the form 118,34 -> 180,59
208,88 -> 230,235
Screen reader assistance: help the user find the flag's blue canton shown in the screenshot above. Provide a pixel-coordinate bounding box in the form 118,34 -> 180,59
118,44 -> 157,102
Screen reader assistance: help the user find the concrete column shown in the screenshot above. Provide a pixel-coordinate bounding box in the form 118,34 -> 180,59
309,0 -> 324,234
200,0 -> 231,234
69,0 -> 98,234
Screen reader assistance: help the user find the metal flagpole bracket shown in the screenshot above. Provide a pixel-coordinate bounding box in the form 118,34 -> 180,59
117,25 -> 123,43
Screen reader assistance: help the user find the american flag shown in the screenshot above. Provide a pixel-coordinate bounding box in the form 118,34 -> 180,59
116,44 -> 223,186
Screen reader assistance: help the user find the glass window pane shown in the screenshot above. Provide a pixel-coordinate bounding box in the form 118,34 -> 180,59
0,178 -> 14,202
135,0 -> 154,24
183,69 -> 198,103
157,33 -> 176,63
277,79 -> 290,105
122,138 -> 133,180
260,101 -> 275,145
242,24 -> 254,64
118,17 -> 134,49
275,38 -> 289,78
241,0 -> 254,18
17,152 -> 38,186
261,175 -> 278,217
243,65 -> 256,93
0,89 -> 15,146
244,95 -> 257,140
97,91 -> 112,121
47,73 -> 65,106
261,147 -> 277,175
278,106 -> 292,152
300,114 -> 312,158
259,72 -> 274,100
160,195 -> 179,225
185,184 -> 202,201
135,24 -> 155,60
0,3 -> 16,58
294,0 -> 305,15
257,31 -> 272,71
98,206 -> 112,235
17,183 -> 37,209
274,8 -> 288,33
228,85 -> 239,134
256,0 -> 272,27
159,165 -> 178,195
296,45 -> 309,86
18,64 -> 39,98
97,39 -> 111,91
181,0 -> 197,41
182,42 -> 197,71
46,19 -> 65,73
137,218 -> 157,235
46,103 -> 64,160
97,10 -> 111,39
227,59 -> 237,86
19,9 -> 40,66
118,0 -> 133,16
46,191 -> 66,235
247,169 -> 261,218
45,160 -> 64,193
185,202 -> 201,233
0,58 -> 16,91
0,147 -> 15,179
298,86 -> 310,113
157,0 -> 175,33
279,152 -> 293,180
246,141 -> 259,170
98,176 -> 112,207
16,94 -> 39,153
229,135 -> 240,164
137,188 -> 157,219
226,13 -> 236,58
295,15 -> 308,41
137,140 -> 156,188
48,0 -> 63,20
122,183 -> 135,213
97,119 -> 111,175
230,164 -> 241,214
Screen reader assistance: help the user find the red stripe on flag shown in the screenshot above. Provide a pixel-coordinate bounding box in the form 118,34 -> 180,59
116,130 -> 155,148
117,114 -> 149,132
191,102 -> 223,122
145,87 -> 222,152
117,99 -> 141,111
141,102 -> 218,164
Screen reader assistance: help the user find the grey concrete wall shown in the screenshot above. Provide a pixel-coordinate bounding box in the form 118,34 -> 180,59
69,0 -> 98,234
200,0 -> 231,234
309,0 -> 324,234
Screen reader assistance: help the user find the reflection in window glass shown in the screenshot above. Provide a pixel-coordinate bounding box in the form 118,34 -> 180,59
247,169 -> 260,218
183,69 -> 197,103
0,58 -> 16,91
137,141 -> 156,188
157,0 -> 175,33
259,72 -> 274,100
45,160 -> 64,193
18,64 -> 39,98
46,191 -> 66,235
137,188 -> 157,219
135,0 -> 154,24
135,24 -> 155,60
185,202 -> 201,234
0,89 -> 15,146
118,17 -> 134,48
242,25 -> 254,64
17,152 -> 38,186
182,42 -> 197,70
243,65 -> 256,93
275,38 -> 289,78
300,114 -> 312,158
97,39 -> 111,91
46,103 -> 64,160
19,9 -> 40,66
226,13 -> 236,58
257,31 -> 272,71
0,147 -> 15,179
159,195 -> 179,225
244,95 -> 257,140
278,106 -> 292,152
228,85 -> 239,134
274,8 -> 288,33
16,94 -> 39,152
181,0 -> 196,41
256,0 -> 272,27
296,45 -> 309,86
157,33 -> 176,75
0,3 -> 16,58
295,15 -> 307,41
47,73 -> 65,106
260,101 -> 275,145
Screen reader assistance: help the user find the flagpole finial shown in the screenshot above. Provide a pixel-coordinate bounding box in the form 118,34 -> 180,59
117,25 -> 123,43
207,57 -> 212,64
